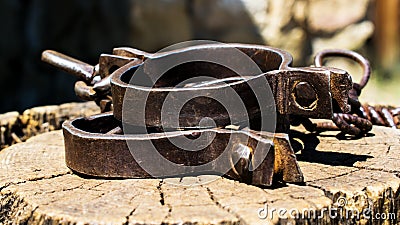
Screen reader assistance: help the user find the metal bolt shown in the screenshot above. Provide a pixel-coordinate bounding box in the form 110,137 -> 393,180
294,82 -> 317,109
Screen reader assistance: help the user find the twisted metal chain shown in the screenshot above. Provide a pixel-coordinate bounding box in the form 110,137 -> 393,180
359,104 -> 400,128
299,49 -> 400,136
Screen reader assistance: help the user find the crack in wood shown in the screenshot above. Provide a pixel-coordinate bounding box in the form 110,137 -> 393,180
306,183 -> 333,200
204,186 -> 242,224
157,180 -> 173,223
0,172 -> 71,192
386,145 -> 392,154
123,207 -> 137,225
354,165 -> 400,174
87,181 -> 110,191
306,169 -> 360,183
158,180 -> 165,206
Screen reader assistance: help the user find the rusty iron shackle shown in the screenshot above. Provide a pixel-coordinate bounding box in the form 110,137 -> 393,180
42,43 -> 374,187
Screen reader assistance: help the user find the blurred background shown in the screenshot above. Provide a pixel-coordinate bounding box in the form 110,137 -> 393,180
0,0 -> 399,113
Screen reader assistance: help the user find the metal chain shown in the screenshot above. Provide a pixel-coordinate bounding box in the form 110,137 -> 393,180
359,104 -> 400,128
296,49 -> 400,136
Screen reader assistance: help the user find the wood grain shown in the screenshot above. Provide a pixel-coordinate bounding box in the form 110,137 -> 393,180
0,125 -> 399,224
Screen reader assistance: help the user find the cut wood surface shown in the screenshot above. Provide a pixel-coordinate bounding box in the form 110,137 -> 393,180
0,125 -> 399,224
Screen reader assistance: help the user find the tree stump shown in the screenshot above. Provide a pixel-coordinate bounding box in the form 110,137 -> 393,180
0,125 -> 399,224
0,102 -> 99,149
